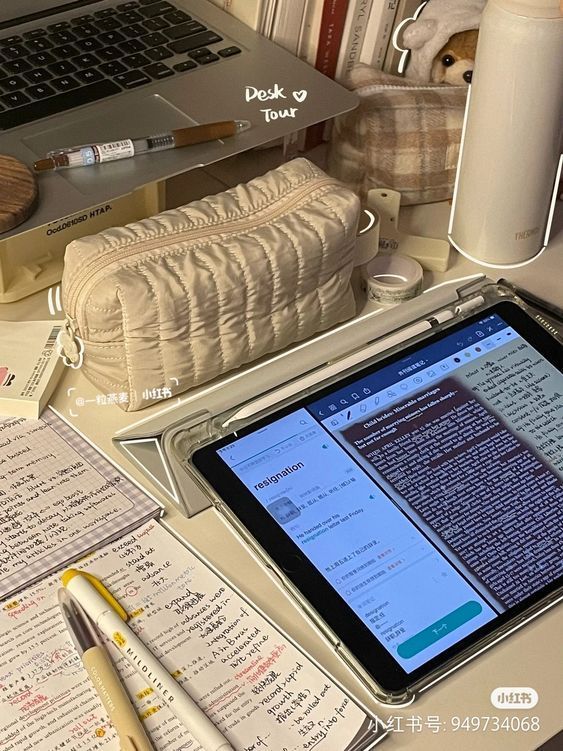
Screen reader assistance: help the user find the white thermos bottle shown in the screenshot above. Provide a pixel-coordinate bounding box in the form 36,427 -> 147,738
449,0 -> 563,267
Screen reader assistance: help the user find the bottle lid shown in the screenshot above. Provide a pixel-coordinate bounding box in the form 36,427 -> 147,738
495,0 -> 562,18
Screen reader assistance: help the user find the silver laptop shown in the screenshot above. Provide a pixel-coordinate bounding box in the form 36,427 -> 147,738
0,0 -> 357,235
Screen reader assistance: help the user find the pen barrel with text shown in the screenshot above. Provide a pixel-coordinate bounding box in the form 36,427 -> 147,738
97,609 -> 232,751
33,120 -> 251,171
65,575 -> 233,751
82,645 -> 154,751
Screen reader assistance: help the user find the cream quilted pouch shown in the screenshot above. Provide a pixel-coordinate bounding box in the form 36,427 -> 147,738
60,158 -> 361,411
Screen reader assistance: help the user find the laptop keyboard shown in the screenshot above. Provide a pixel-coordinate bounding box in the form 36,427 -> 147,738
0,0 -> 241,130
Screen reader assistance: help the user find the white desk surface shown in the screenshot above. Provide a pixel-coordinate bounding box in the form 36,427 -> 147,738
2,163 -> 562,751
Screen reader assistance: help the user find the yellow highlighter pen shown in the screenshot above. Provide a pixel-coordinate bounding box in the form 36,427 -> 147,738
58,588 -> 154,751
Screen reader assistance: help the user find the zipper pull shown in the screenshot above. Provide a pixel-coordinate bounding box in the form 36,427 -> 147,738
56,317 -> 84,369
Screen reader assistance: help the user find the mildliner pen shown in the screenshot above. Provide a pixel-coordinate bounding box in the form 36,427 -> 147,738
34,120 -> 251,171
58,588 -> 154,751
62,569 -> 235,751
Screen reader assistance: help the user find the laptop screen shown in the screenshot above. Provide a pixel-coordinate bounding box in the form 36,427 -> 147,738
213,311 -> 563,673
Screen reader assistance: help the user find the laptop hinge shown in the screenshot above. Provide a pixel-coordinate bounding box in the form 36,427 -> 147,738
0,1 -> 103,31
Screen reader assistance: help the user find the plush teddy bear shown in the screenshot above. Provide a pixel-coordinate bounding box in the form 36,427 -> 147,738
431,29 -> 478,84
402,0 -> 486,84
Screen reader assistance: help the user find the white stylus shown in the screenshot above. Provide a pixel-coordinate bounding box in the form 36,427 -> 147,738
62,569 -> 234,751
222,310 -> 461,427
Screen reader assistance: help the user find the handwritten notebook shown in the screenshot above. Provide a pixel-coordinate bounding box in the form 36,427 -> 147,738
0,414 -> 386,750
0,408 -> 160,600
0,522 -> 386,750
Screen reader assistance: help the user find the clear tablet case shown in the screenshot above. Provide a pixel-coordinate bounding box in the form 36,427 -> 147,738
114,276 -> 563,706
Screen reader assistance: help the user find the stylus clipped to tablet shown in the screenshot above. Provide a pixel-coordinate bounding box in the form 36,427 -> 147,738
221,298 -> 484,429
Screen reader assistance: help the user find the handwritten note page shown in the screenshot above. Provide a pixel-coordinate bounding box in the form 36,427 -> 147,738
0,409 -> 160,599
0,521 -> 383,751
458,339 -> 563,473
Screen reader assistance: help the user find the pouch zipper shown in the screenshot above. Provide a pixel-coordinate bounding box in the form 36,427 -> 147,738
355,82 -> 466,96
65,175 -> 339,327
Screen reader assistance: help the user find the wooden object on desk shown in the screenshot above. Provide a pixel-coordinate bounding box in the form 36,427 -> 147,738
0,155 -> 38,233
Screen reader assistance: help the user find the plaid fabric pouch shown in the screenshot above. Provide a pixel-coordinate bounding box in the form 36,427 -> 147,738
327,65 -> 468,205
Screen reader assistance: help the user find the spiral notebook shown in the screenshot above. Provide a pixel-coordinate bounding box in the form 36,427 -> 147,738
0,410 -> 386,750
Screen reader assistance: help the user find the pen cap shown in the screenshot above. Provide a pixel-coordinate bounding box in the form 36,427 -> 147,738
63,570 -> 128,625
58,588 -> 102,656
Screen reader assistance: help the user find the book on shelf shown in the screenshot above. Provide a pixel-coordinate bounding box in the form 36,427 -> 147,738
261,0 -> 278,37
335,0 -> 373,83
306,0 -> 351,148
270,0 -> 308,54
0,320 -> 65,419
207,0 -> 268,33
209,1 -> 310,58
360,0 -> 399,69
297,0 -> 325,65
382,0 -> 427,75
294,0 -> 325,151
0,408 -> 386,750
314,0 -> 351,78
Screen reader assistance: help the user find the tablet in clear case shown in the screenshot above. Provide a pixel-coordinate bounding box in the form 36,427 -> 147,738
114,276 -> 563,705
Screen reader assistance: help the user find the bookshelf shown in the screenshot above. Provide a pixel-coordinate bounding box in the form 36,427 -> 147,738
208,0 -> 424,81
208,0 -> 425,149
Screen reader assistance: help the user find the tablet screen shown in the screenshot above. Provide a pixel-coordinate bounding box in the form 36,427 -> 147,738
196,305 -> 563,679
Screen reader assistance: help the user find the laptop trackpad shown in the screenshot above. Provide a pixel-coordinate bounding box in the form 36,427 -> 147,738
23,95 -> 197,195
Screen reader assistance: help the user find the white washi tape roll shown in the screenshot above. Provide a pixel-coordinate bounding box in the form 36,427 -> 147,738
363,254 -> 424,304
